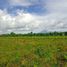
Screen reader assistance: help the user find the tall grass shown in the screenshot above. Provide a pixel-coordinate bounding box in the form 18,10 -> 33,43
0,36 -> 67,67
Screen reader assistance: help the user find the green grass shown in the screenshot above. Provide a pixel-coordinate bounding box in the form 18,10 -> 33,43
0,36 -> 67,67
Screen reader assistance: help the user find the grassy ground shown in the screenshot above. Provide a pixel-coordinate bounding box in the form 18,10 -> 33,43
0,36 -> 67,67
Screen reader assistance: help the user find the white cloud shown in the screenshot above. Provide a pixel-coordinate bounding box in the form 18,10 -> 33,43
9,0 -> 31,6
8,0 -> 40,6
45,0 -> 67,13
0,0 -> 67,34
0,9 -> 42,34
40,0 -> 67,32
0,9 -> 67,34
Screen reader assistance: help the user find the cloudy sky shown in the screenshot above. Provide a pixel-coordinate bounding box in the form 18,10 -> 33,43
0,0 -> 67,34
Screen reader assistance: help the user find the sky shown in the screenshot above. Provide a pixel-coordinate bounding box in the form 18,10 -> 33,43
0,0 -> 67,34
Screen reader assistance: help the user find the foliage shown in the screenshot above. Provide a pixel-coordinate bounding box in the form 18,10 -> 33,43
0,31 -> 67,37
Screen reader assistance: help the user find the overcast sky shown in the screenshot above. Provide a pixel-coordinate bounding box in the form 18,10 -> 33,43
0,0 -> 67,34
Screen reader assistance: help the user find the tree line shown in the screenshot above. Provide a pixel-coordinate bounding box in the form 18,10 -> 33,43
0,31 -> 67,36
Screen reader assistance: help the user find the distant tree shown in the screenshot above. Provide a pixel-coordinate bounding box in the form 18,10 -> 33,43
64,32 -> 67,36
10,32 -> 16,36
30,32 -> 33,34
28,32 -> 33,36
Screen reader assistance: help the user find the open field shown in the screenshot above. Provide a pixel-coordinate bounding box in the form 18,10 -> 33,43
0,36 -> 67,67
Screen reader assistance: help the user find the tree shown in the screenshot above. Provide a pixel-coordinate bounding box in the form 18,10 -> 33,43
10,32 -> 16,36
64,32 -> 67,36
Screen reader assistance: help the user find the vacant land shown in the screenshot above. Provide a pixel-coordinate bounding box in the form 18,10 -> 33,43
0,36 -> 67,67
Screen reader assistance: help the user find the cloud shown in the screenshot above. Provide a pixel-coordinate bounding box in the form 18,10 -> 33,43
0,9 -> 42,34
0,0 -> 67,34
39,0 -> 67,32
8,0 -> 41,6
0,9 -> 67,34
8,0 -> 31,6
45,0 -> 67,13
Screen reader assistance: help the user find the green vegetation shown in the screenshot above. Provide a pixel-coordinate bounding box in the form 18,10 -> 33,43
0,36 -> 67,67
0,31 -> 67,37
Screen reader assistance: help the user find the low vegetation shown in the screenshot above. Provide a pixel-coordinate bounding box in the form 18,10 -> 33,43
0,34 -> 67,67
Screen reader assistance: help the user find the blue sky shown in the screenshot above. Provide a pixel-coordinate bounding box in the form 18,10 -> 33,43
0,0 -> 9,9
0,0 -> 67,34
0,0 -> 46,15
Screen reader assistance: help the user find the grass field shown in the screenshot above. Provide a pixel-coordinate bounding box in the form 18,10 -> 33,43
0,36 -> 67,67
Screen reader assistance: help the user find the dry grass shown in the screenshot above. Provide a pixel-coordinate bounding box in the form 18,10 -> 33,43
0,36 -> 67,67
